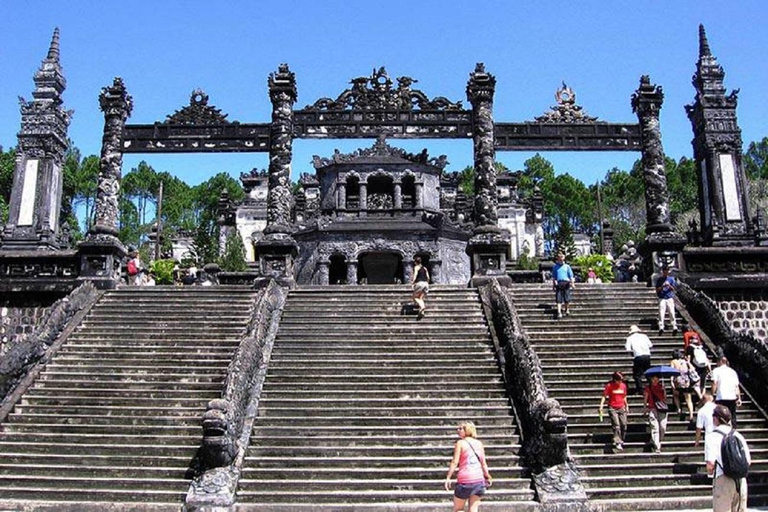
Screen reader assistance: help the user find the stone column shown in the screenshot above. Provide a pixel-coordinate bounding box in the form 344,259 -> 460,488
266,64 -> 297,234
414,182 -> 423,209
255,64 -> 299,288
346,260 -> 358,285
632,75 -> 672,234
431,260 -> 442,284
337,181 -> 346,210
404,260 -> 415,284
394,181 -> 402,210
91,77 -> 132,239
359,182 -> 368,216
467,63 -> 498,231
632,75 -> 686,278
316,260 -> 330,285
465,63 -> 511,286
75,77 -> 132,289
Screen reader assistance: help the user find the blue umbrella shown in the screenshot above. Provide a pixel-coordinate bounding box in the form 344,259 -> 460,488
644,365 -> 681,379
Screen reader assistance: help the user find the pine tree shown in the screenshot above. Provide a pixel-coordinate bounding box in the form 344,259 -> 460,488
219,230 -> 248,272
552,215 -> 577,261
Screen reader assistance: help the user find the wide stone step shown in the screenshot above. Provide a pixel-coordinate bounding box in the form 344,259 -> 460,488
234,488 -> 535,504
37,370 -> 226,383
247,444 -> 519,458
262,375 -> 503,386
273,334 -> 492,343
62,341 -> 240,350
53,353 -> 232,363
259,405 -> 512,418
44,362 -> 227,372
261,389 -> 507,400
0,441 -> 196,456
242,455 -> 523,469
0,464 -> 189,479
260,397 -> 509,408
0,473 -> 192,492
2,423 -> 200,435
73,326 -> 245,334
239,465 -> 527,480
251,415 -> 516,427
236,477 -> 531,492
6,413 -> 200,427
248,433 -> 520,447
12,404 -> 205,417
0,486 -> 186,503
25,387 -> 220,400
251,425 -> 518,438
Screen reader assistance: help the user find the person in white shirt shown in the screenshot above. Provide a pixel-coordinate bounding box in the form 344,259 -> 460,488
711,357 -> 742,428
695,392 -> 716,448
625,324 -> 653,394
705,405 -> 750,512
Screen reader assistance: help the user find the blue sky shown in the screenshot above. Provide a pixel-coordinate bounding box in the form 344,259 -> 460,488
2,1 -> 767,186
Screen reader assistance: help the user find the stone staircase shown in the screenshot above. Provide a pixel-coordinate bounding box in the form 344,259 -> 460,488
0,286 -> 256,510
510,282 -> 768,511
238,285 -> 538,510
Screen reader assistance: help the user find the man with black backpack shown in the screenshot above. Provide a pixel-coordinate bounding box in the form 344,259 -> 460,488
706,405 -> 751,511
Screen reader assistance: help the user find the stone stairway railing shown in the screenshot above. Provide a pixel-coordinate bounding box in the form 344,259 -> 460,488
0,282 -> 101,414
480,279 -> 589,510
187,280 -> 287,510
677,281 -> 768,412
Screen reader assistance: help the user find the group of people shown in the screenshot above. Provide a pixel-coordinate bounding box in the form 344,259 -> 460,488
604,322 -> 750,510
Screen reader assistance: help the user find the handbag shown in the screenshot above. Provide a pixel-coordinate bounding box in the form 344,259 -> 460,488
654,400 -> 669,412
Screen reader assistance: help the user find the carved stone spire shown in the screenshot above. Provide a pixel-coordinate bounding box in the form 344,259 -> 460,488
698,24 -> 711,57
686,25 -> 751,245
1,28 -> 71,250
47,27 -> 61,61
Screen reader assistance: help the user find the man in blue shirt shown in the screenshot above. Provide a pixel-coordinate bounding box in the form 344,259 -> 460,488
552,253 -> 575,319
655,265 -> 678,336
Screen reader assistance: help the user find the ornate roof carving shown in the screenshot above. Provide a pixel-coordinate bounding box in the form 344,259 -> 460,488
304,67 -> 463,111
165,89 -> 230,125
534,82 -> 599,123
239,168 -> 268,182
312,136 -> 448,169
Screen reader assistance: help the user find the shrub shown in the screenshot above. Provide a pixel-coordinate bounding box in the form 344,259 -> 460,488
150,259 -> 176,285
574,254 -> 614,283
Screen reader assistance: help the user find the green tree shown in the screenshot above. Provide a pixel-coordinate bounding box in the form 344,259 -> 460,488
0,146 -> 15,223
599,165 -> 646,252
552,215 -> 577,261
744,137 -> 768,180
458,165 -> 474,196
666,156 -> 698,225
123,161 -> 160,226
191,173 -> 244,264
219,230 -> 248,272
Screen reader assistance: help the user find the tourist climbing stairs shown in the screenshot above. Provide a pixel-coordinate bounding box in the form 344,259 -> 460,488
238,285 -> 538,510
510,282 -> 768,511
0,286 -> 257,509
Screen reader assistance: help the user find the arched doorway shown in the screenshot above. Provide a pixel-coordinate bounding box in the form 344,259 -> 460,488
358,252 -> 403,284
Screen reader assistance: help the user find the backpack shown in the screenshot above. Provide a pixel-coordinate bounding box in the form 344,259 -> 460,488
127,259 -> 138,276
674,363 -> 690,389
717,428 -> 750,483
692,345 -> 709,368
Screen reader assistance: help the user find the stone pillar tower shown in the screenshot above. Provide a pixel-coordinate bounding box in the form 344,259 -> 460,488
632,75 -> 686,276
1,28 -> 71,251
465,63 -> 510,286
685,25 -> 753,246
255,64 -> 299,288
77,77 -> 133,289
90,78 -> 133,240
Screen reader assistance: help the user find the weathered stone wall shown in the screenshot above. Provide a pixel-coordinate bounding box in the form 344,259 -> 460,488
708,290 -> 768,341
0,294 -> 62,357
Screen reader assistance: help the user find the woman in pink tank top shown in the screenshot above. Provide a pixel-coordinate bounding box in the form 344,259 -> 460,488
444,421 -> 493,511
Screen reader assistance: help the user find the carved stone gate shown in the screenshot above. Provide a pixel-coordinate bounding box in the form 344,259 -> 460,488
82,62 -> 683,286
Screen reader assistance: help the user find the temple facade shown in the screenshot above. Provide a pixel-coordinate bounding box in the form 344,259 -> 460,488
221,138 -> 544,285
